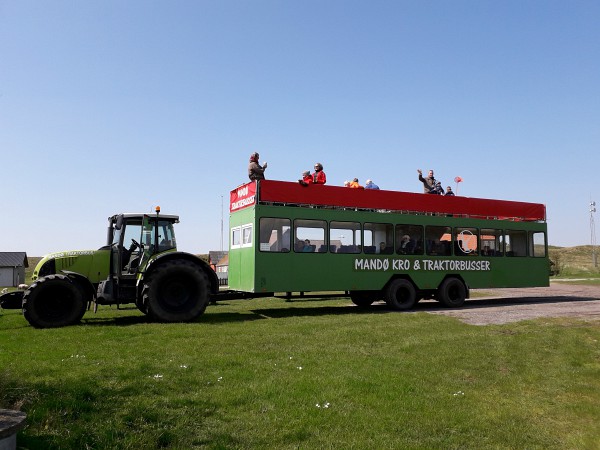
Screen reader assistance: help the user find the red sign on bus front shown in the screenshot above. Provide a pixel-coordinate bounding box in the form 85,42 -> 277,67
230,182 -> 257,212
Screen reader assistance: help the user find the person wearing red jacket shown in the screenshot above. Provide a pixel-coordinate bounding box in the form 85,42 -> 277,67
312,163 -> 326,184
298,170 -> 313,186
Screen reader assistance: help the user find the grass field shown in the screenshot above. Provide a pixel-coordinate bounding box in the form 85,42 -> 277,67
549,245 -> 600,278
2,296 -> 600,449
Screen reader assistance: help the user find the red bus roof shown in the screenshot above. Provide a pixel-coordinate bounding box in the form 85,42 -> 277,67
231,180 -> 546,222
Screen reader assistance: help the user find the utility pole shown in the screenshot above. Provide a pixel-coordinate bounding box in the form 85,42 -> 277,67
591,201 -> 597,267
220,195 -> 224,252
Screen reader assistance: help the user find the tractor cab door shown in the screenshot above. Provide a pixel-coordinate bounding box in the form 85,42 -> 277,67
137,215 -> 156,272
137,215 -> 178,271
110,216 -> 144,277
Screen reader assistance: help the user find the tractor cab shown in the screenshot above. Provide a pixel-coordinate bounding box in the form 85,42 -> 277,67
107,211 -> 179,278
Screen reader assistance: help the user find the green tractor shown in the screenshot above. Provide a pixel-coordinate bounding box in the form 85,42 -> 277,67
0,208 -> 219,328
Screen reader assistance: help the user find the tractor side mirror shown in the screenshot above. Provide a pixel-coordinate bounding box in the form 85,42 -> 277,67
115,214 -> 125,230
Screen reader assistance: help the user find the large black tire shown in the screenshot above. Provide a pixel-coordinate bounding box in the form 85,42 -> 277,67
349,291 -> 377,308
437,277 -> 467,308
384,278 -> 416,311
22,274 -> 87,328
142,260 -> 210,322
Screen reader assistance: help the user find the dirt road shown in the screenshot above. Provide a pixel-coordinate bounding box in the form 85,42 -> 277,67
424,282 -> 600,325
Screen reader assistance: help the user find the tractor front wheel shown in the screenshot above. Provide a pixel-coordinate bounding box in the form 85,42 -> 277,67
22,274 -> 87,328
142,260 -> 210,322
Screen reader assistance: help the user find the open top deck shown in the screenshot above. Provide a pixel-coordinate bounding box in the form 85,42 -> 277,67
230,180 -> 546,222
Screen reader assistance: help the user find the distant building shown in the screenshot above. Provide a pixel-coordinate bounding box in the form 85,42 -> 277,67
216,253 -> 229,286
209,250 -> 228,286
0,252 -> 28,287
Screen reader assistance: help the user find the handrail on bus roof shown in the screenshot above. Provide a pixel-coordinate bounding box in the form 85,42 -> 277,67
229,180 -> 546,222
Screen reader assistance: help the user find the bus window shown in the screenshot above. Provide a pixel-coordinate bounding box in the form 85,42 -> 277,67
504,230 -> 527,257
395,225 -> 423,255
294,219 -> 326,253
259,218 -> 291,252
481,229 -> 503,256
242,224 -> 253,248
364,223 -> 393,254
330,221 -> 361,253
454,227 -> 479,256
530,231 -> 546,257
231,227 -> 241,249
426,226 -> 451,256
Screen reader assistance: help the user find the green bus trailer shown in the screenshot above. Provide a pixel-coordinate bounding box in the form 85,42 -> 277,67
227,180 -> 549,309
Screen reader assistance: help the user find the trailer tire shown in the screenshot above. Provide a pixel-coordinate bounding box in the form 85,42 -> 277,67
437,277 -> 466,308
143,260 -> 209,322
23,274 -> 87,328
350,291 -> 376,308
384,278 -> 416,311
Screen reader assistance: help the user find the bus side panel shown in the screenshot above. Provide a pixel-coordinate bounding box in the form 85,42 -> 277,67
253,253 -> 550,293
228,208 -> 257,292
246,204 -> 550,293
228,247 -> 256,291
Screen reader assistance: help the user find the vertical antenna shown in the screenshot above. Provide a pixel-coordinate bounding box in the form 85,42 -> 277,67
591,201 -> 597,267
221,195 -> 224,252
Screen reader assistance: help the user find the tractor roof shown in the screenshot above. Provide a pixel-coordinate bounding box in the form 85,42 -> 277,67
109,213 -> 180,222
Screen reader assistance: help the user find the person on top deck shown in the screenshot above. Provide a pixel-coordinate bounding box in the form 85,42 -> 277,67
312,163 -> 326,184
417,168 -> 436,193
349,178 -> 364,189
445,186 -> 455,196
298,170 -> 313,186
248,152 -> 267,181
431,181 -> 444,195
365,179 -> 380,189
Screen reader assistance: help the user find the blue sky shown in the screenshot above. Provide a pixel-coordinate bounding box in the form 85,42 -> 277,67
1,0 -> 598,255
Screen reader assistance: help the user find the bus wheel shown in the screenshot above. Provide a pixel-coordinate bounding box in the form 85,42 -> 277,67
384,279 -> 416,311
437,278 -> 466,308
350,291 -> 376,308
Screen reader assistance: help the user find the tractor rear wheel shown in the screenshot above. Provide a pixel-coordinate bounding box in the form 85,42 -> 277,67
22,274 -> 87,328
142,260 -> 210,322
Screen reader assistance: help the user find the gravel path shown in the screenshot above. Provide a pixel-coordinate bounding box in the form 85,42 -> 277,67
423,282 -> 600,325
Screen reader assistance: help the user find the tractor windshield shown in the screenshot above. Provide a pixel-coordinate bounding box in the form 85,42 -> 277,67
138,217 -> 178,269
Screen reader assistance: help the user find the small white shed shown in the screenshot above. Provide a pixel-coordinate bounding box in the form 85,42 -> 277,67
0,252 -> 28,287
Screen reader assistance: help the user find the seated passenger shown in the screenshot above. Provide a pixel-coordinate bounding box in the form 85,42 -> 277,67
379,242 -> 393,254
302,239 -> 314,252
481,245 -> 493,256
397,235 -> 415,254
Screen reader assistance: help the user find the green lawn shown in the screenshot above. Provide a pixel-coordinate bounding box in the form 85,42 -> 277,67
2,297 -> 600,449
